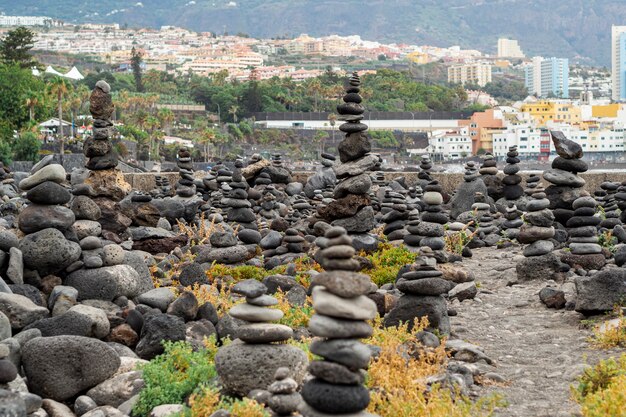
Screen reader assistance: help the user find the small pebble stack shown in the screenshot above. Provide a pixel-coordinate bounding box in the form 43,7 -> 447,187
175,147 -> 196,198
301,226 -> 377,417
229,279 -> 291,344
267,367 -> 301,417
502,145 -> 523,201
417,180 -> 447,251
519,188 -> 555,257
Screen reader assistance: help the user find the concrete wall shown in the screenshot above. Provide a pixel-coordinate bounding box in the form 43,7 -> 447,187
123,170 -> 626,195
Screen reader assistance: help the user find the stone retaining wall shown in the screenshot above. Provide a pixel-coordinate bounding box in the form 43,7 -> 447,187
123,170 -> 626,195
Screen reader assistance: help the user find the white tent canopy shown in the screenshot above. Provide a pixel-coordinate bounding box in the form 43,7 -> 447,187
34,65 -> 85,80
39,118 -> 71,128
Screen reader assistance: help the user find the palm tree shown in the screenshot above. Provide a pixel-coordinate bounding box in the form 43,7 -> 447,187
47,77 -> 71,158
228,105 -> 239,123
157,108 -> 174,135
198,128 -> 215,162
24,91 -> 41,123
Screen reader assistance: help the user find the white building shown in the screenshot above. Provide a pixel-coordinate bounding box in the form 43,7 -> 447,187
429,127 -> 472,160
493,124 -> 626,158
612,25 -> 626,101
0,15 -> 57,27
497,38 -> 525,59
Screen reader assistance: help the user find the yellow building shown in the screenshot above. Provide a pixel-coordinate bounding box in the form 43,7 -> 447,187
406,51 -> 430,65
592,103 -> 622,118
479,127 -> 507,153
520,101 -> 581,126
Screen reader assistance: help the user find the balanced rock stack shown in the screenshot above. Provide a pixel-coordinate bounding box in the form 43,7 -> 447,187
417,154 -> 433,188
384,255 -> 452,334
597,182 -> 620,229
318,72 -> 378,250
267,367 -> 302,416
480,152 -> 503,201
501,203 -> 523,240
380,190 -> 409,241
501,145 -> 524,202
450,160 -> 488,219
174,147 -> 195,198
516,187 -> 562,281
17,163 -> 81,277
215,279 -> 307,396
543,131 -> 587,225
417,180 -> 447,251
519,189 -> 555,257
479,152 -> 498,176
403,209 -> 422,250
79,81 -> 131,203
301,226 -> 377,417
472,192 -> 499,246
224,166 -> 257,230
84,80 -> 117,171
525,174 -> 540,195
562,196 -> 605,270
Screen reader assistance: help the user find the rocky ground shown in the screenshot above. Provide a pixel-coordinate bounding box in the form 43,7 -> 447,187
451,246 -> 614,417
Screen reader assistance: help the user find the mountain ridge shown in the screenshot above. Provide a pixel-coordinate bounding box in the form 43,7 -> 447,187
1,0 -> 623,65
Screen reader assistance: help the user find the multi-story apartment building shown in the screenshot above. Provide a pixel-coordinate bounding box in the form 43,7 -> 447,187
612,25 -> 626,101
497,38 -> 525,58
524,57 -> 569,98
447,63 -> 492,87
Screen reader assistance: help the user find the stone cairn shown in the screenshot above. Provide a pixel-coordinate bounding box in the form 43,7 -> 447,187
472,192 -> 499,246
519,187 -> 555,257
501,145 -> 523,202
175,147 -> 195,196
480,151 -> 502,201
267,367 -> 301,416
597,182 -> 620,229
384,254 -> 453,335
479,152 -> 498,176
403,209 -> 422,250
381,190 -> 409,241
417,180 -> 447,252
301,226 -> 377,417
215,279 -> 307,396
543,131 -> 587,225
224,165 -> 257,230
501,202 -> 523,240
317,72 -> 378,250
84,81 -> 117,171
563,196 -> 605,270
417,154 -> 433,189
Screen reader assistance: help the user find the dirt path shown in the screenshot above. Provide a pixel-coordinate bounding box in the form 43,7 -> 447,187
450,246 -> 612,417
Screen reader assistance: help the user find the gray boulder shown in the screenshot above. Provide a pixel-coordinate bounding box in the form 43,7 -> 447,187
19,228 -> 81,276
0,293 -> 48,330
215,340 -> 308,396
65,265 -> 141,301
575,269 -> 626,313
449,178 -> 488,219
22,336 -> 120,401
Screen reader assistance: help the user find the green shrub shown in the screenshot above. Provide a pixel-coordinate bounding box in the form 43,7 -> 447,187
361,243 -> 417,286
132,339 -> 219,417
573,354 -> 626,402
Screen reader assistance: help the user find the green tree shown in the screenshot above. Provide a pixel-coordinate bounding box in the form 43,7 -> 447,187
0,64 -> 43,133
0,27 -> 37,68
13,131 -> 41,162
131,47 -> 144,92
